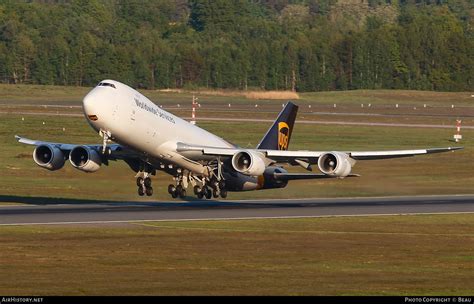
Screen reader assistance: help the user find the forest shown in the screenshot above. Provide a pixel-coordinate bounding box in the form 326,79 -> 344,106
0,0 -> 472,92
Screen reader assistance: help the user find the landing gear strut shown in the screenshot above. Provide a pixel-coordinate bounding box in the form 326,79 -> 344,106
187,158 -> 228,200
165,159 -> 229,200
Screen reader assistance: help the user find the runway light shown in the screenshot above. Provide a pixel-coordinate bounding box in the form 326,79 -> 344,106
21,117 -> 24,121
42,122 -> 45,125
396,104 -> 398,108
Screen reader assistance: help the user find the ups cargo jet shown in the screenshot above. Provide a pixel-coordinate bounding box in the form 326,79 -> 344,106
16,80 -> 462,199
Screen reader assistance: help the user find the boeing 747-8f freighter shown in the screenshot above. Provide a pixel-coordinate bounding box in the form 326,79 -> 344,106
16,80 -> 462,199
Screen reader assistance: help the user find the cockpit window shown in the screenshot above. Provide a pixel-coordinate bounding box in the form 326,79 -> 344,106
98,82 -> 116,89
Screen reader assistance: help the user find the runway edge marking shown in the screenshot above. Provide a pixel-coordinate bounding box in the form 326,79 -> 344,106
0,211 -> 473,226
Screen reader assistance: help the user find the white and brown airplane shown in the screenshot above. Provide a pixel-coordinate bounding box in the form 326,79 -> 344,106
16,80 -> 462,199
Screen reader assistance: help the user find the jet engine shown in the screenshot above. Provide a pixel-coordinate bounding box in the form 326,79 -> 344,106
262,166 -> 289,189
69,146 -> 102,173
33,144 -> 65,171
317,152 -> 354,177
231,150 -> 266,176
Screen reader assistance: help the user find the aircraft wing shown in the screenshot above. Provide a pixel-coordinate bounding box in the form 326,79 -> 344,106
14,135 -> 140,160
265,147 -> 463,163
16,135 -> 79,151
176,142 -> 462,166
347,147 -> 463,160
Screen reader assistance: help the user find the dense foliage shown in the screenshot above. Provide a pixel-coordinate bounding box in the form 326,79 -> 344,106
0,0 -> 472,91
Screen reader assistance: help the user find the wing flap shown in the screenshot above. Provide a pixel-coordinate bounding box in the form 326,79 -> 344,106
350,147 -> 463,160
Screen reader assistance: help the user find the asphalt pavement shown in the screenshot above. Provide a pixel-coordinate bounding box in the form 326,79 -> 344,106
0,195 -> 472,226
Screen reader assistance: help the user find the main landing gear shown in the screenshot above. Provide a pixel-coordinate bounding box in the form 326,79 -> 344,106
137,174 -> 153,197
166,169 -> 228,200
193,180 -> 227,199
167,183 -> 186,199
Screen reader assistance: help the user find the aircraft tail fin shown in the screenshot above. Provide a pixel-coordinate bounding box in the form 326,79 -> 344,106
256,101 -> 298,151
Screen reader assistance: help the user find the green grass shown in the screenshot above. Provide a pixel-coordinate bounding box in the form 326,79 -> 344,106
1,88 -> 472,296
1,112 -> 472,201
0,214 -> 472,295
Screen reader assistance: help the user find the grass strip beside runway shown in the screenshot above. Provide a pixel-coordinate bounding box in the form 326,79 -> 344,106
0,214 -> 472,295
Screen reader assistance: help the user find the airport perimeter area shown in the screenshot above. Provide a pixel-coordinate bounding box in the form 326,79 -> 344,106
0,87 -> 473,295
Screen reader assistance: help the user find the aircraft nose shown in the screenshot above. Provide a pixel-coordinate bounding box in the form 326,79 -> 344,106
82,90 -> 100,121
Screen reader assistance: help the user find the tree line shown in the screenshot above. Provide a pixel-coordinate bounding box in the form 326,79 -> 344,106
0,0 -> 472,92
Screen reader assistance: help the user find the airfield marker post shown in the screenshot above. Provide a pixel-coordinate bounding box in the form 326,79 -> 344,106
454,119 -> 462,142
191,95 -> 198,125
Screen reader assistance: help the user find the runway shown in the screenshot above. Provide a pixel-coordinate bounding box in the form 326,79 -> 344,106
3,110 -> 473,129
0,195 -> 473,226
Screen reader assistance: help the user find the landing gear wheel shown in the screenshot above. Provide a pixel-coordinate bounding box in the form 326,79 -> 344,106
176,185 -> 183,195
138,186 -> 145,196
220,189 -> 227,198
218,180 -> 225,189
136,177 -> 144,187
145,187 -> 153,196
178,188 -> 186,199
194,185 -> 201,195
212,189 -> 219,198
205,187 -> 212,199
168,184 -> 176,195
171,190 -> 178,198
144,177 -> 152,188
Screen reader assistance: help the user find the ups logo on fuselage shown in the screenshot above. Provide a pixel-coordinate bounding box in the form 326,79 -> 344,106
278,122 -> 290,150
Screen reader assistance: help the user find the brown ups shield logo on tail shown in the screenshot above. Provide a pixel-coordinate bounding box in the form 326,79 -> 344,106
278,122 -> 290,150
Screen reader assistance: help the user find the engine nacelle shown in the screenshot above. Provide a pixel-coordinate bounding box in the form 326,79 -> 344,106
317,152 -> 354,177
262,166 -> 289,189
33,144 -> 65,171
231,150 -> 266,176
69,146 -> 102,173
